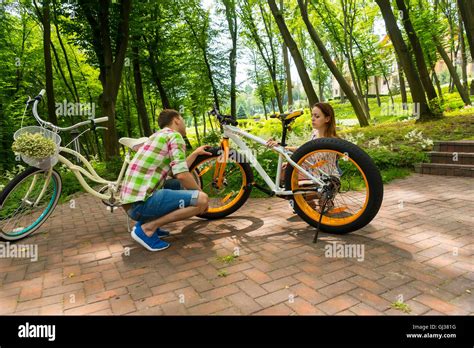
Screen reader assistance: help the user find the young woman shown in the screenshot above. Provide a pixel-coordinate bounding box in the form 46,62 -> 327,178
266,102 -> 340,212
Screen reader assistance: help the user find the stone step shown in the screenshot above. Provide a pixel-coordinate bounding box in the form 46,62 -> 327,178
415,163 -> 474,177
434,140 -> 474,153
428,151 -> 474,165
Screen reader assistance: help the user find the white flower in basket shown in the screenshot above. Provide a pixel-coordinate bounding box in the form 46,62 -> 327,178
12,126 -> 61,170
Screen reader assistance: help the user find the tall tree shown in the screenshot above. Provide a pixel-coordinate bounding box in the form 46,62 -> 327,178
240,0 -> 284,113
222,0 -> 238,118
131,37 -> 151,136
458,6 -> 468,92
298,0 -> 368,126
310,0 -> 371,119
282,43 -> 293,109
267,0 -> 319,106
435,39 -> 471,105
280,0 -> 292,110
457,0 -> 474,94
40,0 -> 58,124
375,0 -> 434,121
183,13 -> 221,111
77,0 -> 132,159
396,0 -> 441,116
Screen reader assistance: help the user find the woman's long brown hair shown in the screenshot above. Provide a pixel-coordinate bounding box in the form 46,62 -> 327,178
312,102 -> 338,138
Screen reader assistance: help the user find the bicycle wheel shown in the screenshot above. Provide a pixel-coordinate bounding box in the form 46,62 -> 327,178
285,138 -> 383,234
0,166 -> 62,241
189,148 -> 253,219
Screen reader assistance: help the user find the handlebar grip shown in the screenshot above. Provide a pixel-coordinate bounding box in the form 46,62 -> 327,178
35,89 -> 46,101
93,117 -> 109,124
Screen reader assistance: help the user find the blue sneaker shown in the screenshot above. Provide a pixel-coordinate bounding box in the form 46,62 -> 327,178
155,228 -> 170,238
131,223 -> 170,252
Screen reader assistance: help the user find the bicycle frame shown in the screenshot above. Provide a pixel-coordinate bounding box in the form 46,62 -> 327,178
54,147 -> 130,202
217,124 -> 328,196
25,90 -> 127,204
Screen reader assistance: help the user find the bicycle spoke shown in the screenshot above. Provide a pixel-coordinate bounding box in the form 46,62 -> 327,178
293,149 -> 369,224
1,172 -> 56,236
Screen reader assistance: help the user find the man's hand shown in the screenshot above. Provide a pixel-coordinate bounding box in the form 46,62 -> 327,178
186,145 -> 213,168
193,145 -> 213,156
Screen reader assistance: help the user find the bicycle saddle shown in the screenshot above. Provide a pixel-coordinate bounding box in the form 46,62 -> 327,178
119,137 -> 149,151
270,110 -> 304,122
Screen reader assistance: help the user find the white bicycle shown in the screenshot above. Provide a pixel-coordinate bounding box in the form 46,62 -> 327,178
188,106 -> 384,240
0,90 -> 147,241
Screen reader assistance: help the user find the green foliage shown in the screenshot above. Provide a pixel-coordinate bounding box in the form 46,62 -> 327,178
391,300 -> 411,314
201,131 -> 222,147
237,105 -> 247,119
216,254 -> 238,264
365,147 -> 428,170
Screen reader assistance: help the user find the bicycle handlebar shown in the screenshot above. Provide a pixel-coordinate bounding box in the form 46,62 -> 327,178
30,89 -> 108,132
208,105 -> 238,126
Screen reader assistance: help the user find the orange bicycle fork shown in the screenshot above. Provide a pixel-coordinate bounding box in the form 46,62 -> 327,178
212,137 -> 230,189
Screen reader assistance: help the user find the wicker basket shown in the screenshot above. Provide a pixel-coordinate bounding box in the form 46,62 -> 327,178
13,126 -> 61,170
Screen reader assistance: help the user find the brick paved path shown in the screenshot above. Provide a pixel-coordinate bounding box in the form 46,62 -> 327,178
0,174 -> 472,315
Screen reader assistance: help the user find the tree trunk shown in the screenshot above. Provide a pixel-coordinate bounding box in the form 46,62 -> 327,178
375,0 -> 433,121
457,0 -> 474,58
268,0 -> 319,106
223,0 -> 237,118
458,10 -> 468,92
318,74 -> 324,103
120,84 -> 132,137
132,39 -> 151,136
381,69 -> 395,105
262,98 -> 268,120
297,0 -> 368,126
283,44 -> 293,110
396,56 -> 408,109
52,0 -> 79,102
432,69 -> 443,103
147,48 -> 171,109
396,0 -> 439,108
436,41 -> 472,105
374,76 -> 381,107
184,18 -> 220,111
281,0 -> 293,110
457,0 -> 474,95
50,42 -> 76,103
81,0 -> 131,159
149,100 -> 156,132
193,111 -> 201,146
42,0 -> 58,125
202,112 -> 207,137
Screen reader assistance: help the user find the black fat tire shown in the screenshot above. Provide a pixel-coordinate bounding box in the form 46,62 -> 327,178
284,138 -> 383,234
189,148 -> 254,219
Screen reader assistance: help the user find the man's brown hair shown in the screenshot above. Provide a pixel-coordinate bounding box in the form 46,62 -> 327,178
158,109 -> 180,129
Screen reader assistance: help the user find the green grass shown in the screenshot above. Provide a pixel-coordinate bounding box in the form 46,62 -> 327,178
390,300 -> 412,313
217,270 -> 228,277
216,254 -> 239,264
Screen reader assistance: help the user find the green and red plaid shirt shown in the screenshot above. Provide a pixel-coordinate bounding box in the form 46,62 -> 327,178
120,127 -> 189,204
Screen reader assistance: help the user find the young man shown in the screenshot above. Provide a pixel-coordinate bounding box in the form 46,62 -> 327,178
120,109 -> 212,251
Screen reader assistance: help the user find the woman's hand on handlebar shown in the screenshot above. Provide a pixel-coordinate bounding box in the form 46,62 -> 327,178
266,138 -> 279,148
